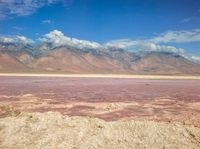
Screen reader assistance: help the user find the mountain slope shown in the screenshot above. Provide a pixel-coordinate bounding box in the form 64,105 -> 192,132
0,53 -> 28,72
29,48 -> 126,73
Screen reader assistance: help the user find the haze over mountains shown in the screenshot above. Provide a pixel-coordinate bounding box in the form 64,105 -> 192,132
0,30 -> 200,75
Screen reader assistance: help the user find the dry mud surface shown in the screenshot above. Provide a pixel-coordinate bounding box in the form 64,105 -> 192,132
0,112 -> 200,149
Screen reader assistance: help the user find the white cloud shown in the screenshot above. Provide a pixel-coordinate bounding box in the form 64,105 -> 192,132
190,56 -> 200,63
40,30 -> 102,49
105,39 -> 138,49
16,36 -> 34,44
0,37 -> 15,43
139,42 -> 185,54
42,19 -> 52,24
0,36 -> 34,44
0,0 -> 62,19
150,29 -> 200,43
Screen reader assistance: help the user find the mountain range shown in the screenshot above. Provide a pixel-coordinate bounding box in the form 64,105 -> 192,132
0,41 -> 200,75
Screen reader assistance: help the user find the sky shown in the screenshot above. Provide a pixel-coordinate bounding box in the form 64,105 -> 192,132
0,0 -> 200,61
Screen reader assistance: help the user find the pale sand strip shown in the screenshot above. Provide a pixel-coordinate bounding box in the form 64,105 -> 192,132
0,73 -> 200,79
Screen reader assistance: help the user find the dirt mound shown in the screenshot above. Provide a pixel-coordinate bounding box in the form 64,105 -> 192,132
0,112 -> 200,149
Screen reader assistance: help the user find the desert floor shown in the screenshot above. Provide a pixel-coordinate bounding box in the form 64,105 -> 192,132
0,75 -> 200,127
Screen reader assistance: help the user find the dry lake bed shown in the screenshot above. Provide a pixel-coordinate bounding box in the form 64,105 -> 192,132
0,75 -> 200,127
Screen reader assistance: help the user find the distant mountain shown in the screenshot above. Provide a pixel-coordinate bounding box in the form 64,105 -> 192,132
131,52 -> 200,75
0,42 -> 200,75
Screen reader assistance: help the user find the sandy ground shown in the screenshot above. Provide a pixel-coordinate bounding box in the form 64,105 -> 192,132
0,112 -> 200,149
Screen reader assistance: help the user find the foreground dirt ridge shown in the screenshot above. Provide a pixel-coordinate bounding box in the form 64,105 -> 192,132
0,112 -> 200,149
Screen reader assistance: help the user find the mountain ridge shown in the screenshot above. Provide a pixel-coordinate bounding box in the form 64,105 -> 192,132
0,42 -> 200,75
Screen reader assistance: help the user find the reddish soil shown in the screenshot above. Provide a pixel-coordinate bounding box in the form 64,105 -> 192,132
0,76 -> 200,127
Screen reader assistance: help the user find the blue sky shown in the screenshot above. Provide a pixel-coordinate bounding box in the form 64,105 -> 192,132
0,0 -> 200,60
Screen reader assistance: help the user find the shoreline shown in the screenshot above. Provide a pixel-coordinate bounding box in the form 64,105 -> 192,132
0,73 -> 200,79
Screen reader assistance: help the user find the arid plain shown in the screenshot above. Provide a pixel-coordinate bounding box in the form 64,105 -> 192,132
0,75 -> 200,127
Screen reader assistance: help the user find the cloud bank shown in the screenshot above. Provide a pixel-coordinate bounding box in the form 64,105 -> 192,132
139,42 -> 185,54
150,29 -> 200,43
105,29 -> 200,60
